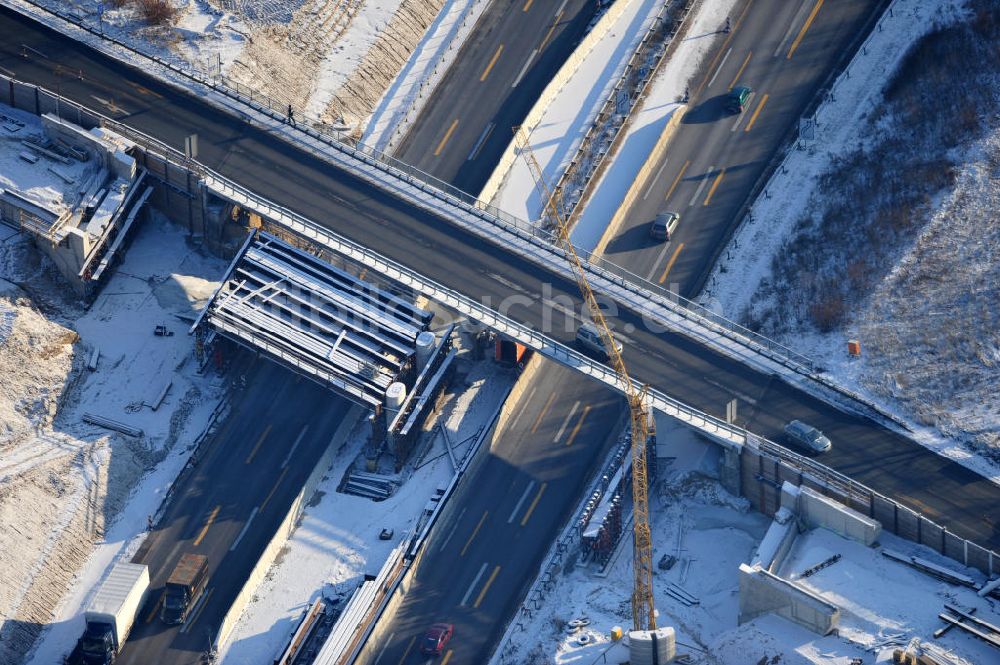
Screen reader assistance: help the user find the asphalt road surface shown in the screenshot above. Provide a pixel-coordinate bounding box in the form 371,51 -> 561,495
370,378 -> 625,664
118,357 -> 349,665
1,4 -> 996,663
599,0 -> 875,296
394,0 -> 599,194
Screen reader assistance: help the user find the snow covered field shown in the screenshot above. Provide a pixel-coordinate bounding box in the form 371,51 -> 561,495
698,0 -> 1000,476
0,213 -> 228,664
218,347 -> 516,664
502,426 -> 998,665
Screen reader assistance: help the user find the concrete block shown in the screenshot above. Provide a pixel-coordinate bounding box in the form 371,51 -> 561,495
780,481 -> 800,512
738,563 -> 839,635
628,627 -> 676,665
798,485 -> 881,546
753,511 -> 798,572
720,445 -> 741,496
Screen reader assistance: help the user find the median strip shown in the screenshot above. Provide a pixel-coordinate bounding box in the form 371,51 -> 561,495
787,0 -> 825,59
473,565 -> 501,608
461,510 -> 489,556
520,483 -> 547,527
244,423 -> 272,464
480,44 -> 504,81
434,119 -> 459,156
192,505 -> 221,547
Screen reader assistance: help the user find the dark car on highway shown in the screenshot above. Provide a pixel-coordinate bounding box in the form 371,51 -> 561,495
727,85 -> 752,113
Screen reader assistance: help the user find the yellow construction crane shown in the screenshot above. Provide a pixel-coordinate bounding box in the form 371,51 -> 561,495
514,126 -> 656,631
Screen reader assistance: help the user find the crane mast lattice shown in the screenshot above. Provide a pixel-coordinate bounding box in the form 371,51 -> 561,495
513,126 -> 656,631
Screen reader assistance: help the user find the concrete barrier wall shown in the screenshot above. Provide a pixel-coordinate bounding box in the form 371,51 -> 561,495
796,485 -> 881,547
591,105 -> 684,256
478,0 -> 637,206
738,563 -> 839,636
215,405 -> 364,649
740,446 -> 997,577
491,353 -> 542,441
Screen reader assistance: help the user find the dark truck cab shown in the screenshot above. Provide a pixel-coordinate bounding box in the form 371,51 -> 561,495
77,562 -> 150,665
161,553 -> 208,625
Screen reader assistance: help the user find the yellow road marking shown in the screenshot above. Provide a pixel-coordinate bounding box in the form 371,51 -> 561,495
473,565 -> 501,608
193,505 -> 221,547
531,392 -> 557,434
565,405 -> 591,446
244,423 -> 272,464
461,510 -> 489,556
703,168 -> 726,206
694,0 -> 756,96
745,93 -> 769,131
186,587 -> 214,627
728,51 -> 752,90
434,119 -> 459,156
396,636 -> 417,665
540,12 -> 563,50
260,467 -> 289,511
658,242 -> 685,284
441,650 -> 455,665
480,44 -> 504,81
787,0 -> 825,59
664,160 -> 690,202
520,483 -> 547,527
522,0 -> 534,11
144,590 -> 165,624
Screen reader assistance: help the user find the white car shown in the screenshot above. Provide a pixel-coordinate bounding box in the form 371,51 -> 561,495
575,322 -> 623,360
783,420 -> 832,453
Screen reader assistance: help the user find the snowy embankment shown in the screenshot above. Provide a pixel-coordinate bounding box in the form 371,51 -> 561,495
491,0 -> 666,223
510,426 -> 996,665
16,0 -> 470,137
363,0 -> 489,152
217,353 -> 515,664
0,213 -> 227,665
700,0 -> 1000,477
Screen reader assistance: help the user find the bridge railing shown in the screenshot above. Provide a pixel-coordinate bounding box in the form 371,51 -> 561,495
3,0 -> 818,375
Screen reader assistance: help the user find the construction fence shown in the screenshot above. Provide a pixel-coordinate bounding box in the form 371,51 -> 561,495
740,435 -> 998,578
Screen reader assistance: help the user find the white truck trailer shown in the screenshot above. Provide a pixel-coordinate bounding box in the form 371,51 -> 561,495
79,562 -> 150,665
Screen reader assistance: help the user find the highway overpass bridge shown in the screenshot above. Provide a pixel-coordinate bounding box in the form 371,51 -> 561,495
0,4 -> 997,558
0,2 -> 1000,660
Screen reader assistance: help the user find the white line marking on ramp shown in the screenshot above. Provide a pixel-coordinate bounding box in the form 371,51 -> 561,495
688,165 -> 713,207
508,481 -> 537,523
707,47 -> 732,89
512,49 -> 538,88
230,506 -> 259,552
554,401 -> 581,443
281,424 -> 310,469
461,562 -> 490,606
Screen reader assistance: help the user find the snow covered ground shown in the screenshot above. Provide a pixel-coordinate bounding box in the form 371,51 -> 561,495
218,348 -> 516,664
697,0 -> 1000,477
503,426 -> 998,665
0,212 -> 229,664
16,0 -> 475,137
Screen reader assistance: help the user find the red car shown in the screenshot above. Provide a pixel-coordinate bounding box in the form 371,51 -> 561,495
420,623 -> 454,656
